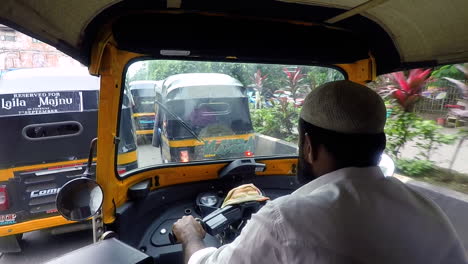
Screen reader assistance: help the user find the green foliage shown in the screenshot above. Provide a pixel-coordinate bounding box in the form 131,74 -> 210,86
250,108 -> 281,137
458,128 -> 468,137
384,106 -> 420,159
396,159 -> 433,177
128,60 -> 344,96
385,102 -> 458,177
413,120 -> 458,159
250,102 -> 300,142
431,64 -> 466,80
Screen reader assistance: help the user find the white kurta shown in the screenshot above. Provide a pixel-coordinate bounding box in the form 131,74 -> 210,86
189,167 -> 467,264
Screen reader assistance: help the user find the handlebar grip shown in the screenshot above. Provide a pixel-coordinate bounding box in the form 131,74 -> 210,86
168,232 -> 178,244
169,217 -> 204,244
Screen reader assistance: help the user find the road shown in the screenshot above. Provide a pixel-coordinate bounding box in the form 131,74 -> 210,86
137,144 -> 162,168
0,230 -> 92,263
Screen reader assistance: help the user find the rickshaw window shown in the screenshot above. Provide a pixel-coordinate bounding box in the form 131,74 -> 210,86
117,59 -> 344,177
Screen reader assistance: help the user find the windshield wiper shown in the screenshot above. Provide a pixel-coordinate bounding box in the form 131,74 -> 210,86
154,101 -> 205,143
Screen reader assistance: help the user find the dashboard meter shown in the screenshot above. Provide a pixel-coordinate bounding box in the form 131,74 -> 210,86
196,192 -> 221,216
199,193 -> 218,207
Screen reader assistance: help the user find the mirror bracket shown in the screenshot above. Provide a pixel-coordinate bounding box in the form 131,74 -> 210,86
128,179 -> 151,200
92,209 -> 104,243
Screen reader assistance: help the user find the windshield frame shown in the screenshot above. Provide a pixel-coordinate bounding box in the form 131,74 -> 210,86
114,57 -> 347,179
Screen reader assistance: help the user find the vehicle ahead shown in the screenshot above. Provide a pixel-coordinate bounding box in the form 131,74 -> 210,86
153,73 -> 255,163
128,80 -> 163,142
0,0 -> 467,262
0,67 -> 137,252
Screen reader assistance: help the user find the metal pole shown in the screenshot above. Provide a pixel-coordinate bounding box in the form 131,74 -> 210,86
449,136 -> 466,171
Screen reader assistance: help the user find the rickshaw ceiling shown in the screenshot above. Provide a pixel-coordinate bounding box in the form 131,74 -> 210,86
1,0 -> 467,74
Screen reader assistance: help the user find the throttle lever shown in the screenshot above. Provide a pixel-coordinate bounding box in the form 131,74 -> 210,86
169,218 -> 204,244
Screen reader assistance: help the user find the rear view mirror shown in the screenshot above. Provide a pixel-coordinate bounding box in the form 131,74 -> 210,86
56,178 -> 103,221
379,153 -> 395,177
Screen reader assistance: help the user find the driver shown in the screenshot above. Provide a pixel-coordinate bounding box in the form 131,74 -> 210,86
173,80 -> 467,264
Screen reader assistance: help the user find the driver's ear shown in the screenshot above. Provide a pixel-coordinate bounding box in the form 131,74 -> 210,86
303,133 -> 314,164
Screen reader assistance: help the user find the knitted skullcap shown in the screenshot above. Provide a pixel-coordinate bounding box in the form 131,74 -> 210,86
300,80 -> 386,134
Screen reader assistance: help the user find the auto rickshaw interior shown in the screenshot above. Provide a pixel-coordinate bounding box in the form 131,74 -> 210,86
97,4 -> 395,263
1,0 -> 466,263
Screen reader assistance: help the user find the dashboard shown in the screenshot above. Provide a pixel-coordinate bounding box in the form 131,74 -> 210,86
114,175 -> 300,264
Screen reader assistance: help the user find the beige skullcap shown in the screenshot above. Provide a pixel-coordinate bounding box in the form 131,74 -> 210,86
300,80 -> 386,134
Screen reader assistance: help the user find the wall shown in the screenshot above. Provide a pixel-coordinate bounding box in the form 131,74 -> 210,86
254,133 -> 298,156
0,25 -> 80,72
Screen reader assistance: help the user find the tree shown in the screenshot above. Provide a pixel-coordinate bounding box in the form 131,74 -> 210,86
251,69 -> 268,92
127,60 -> 345,99
443,64 -> 468,100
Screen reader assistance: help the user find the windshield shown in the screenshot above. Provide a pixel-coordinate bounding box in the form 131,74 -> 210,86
119,60 -> 344,176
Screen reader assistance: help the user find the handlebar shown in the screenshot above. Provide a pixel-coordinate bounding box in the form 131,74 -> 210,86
169,203 -> 261,244
169,218 -> 204,244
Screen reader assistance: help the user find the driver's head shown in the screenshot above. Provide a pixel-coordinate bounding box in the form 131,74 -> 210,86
297,80 -> 387,184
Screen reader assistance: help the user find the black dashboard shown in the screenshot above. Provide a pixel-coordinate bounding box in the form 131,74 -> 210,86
113,175 -> 300,264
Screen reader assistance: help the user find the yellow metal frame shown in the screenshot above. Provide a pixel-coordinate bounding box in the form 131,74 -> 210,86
133,113 -> 156,117
89,33 -> 376,224
163,133 -> 255,148
136,130 -> 154,135
0,216 -> 74,237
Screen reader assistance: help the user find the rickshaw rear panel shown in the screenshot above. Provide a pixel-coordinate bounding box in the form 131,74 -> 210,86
0,69 -> 138,247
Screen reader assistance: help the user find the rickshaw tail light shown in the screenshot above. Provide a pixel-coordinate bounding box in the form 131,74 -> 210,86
0,185 -> 9,211
245,151 -> 253,157
117,168 -> 127,174
180,150 -> 190,163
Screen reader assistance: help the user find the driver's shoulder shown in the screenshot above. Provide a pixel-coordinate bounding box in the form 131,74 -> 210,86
255,195 -> 334,245
259,194 -> 333,228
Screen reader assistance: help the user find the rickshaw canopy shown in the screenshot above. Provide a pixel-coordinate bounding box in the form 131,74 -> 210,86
163,73 -> 245,100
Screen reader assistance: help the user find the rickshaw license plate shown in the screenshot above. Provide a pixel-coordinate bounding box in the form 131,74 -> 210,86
139,120 -> 154,124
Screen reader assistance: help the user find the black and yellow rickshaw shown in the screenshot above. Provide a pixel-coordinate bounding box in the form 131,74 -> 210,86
128,80 -> 163,141
0,0 -> 467,262
153,73 -> 255,163
0,67 -> 138,251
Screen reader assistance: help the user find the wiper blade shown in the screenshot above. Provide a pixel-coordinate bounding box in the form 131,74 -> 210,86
155,101 -> 205,143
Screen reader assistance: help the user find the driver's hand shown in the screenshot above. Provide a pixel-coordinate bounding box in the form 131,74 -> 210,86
172,215 -> 206,244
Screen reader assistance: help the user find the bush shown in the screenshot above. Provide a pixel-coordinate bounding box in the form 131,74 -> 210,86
250,100 -> 300,143
384,106 -> 420,159
396,159 -> 433,177
413,119 -> 458,160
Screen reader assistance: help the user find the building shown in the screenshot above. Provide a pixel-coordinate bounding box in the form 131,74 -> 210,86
0,25 -> 80,74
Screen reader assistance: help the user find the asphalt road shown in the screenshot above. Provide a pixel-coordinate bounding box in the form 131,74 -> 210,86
0,230 -> 93,263
137,144 -> 162,168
